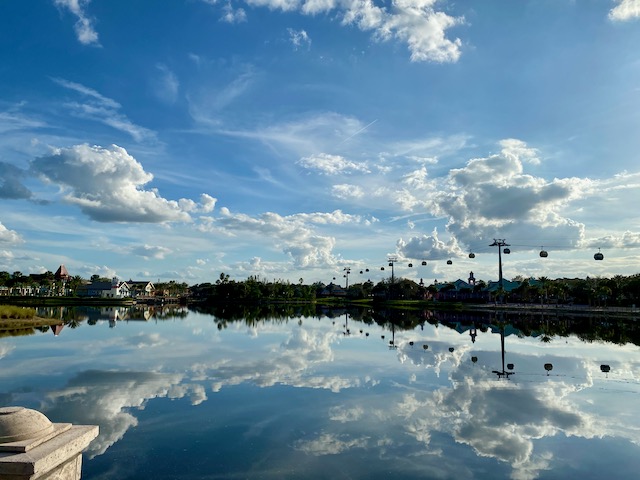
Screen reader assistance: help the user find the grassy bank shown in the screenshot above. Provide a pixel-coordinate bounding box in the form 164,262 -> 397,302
0,304 -> 63,338
0,296 -> 135,307
0,304 -> 37,319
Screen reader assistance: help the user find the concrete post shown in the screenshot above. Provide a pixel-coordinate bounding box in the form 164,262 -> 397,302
0,406 -> 98,480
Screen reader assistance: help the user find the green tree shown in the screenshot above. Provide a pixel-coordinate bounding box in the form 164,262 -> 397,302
68,275 -> 85,295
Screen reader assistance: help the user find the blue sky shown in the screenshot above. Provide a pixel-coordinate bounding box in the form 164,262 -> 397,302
2,0 -> 640,285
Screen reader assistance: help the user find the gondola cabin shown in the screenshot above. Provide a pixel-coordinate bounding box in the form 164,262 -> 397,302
594,250 -> 604,261
421,261 -> 427,266
469,252 -> 475,258
447,259 -> 453,265
540,250 -> 548,258
408,263 -> 413,267
503,248 -> 511,254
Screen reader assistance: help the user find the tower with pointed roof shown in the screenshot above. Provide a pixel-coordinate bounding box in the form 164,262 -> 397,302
54,265 -> 70,281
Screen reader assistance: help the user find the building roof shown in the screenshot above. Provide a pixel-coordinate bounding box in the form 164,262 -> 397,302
435,279 -> 474,292
321,283 -> 346,296
77,281 -> 112,291
54,264 -> 69,280
77,281 -> 129,291
128,281 -> 154,287
485,279 -> 522,292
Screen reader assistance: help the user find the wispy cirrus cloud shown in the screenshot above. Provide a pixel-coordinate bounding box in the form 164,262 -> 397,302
219,112 -> 368,157
0,108 -> 46,134
151,64 -> 180,105
52,78 -> 156,142
53,0 -> 100,46
186,66 -> 257,127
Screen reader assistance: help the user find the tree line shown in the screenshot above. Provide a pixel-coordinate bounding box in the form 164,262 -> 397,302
4,269 -> 640,306
190,272 -> 640,307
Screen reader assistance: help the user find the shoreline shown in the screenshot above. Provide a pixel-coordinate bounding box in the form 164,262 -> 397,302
0,296 -> 136,307
2,296 -> 639,319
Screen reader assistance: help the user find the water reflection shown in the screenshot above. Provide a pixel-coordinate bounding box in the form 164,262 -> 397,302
1,306 -> 640,478
492,324 -> 515,379
29,305 -> 190,333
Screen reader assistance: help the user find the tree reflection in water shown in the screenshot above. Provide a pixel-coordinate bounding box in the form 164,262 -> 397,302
3,303 -> 639,479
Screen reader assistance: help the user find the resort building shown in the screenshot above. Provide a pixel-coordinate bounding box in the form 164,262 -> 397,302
127,281 -> 155,298
77,277 -> 131,298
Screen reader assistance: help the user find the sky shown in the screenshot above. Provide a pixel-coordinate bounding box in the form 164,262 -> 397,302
2,0 -> 640,285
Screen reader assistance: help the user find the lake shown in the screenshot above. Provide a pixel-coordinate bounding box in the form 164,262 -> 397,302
2,305 -> 640,479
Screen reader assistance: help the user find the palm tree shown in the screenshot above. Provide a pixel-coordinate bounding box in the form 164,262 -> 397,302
537,276 -> 550,305
596,285 -> 612,307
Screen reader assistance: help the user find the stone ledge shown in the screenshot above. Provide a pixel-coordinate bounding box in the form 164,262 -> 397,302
0,425 -> 98,478
0,424 -> 72,454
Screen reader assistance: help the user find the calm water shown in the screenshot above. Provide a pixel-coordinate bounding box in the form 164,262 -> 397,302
2,306 -> 640,479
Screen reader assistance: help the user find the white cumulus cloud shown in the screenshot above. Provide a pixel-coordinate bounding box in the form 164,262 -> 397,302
208,0 -> 463,62
0,222 -> 23,244
609,0 -> 640,21
332,183 -> 365,199
298,153 -> 370,175
43,370 -> 187,457
131,244 -> 173,260
30,144 -> 213,223
221,1 -> 247,23
203,208 -> 370,267
288,28 -> 311,50
433,139 -> 585,250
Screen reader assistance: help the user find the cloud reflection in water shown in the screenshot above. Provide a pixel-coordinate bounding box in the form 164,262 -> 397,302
3,311 -> 640,478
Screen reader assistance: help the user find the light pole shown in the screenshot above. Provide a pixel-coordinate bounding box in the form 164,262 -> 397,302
343,267 -> 351,289
492,324 -> 514,380
489,239 -> 509,290
387,256 -> 397,283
